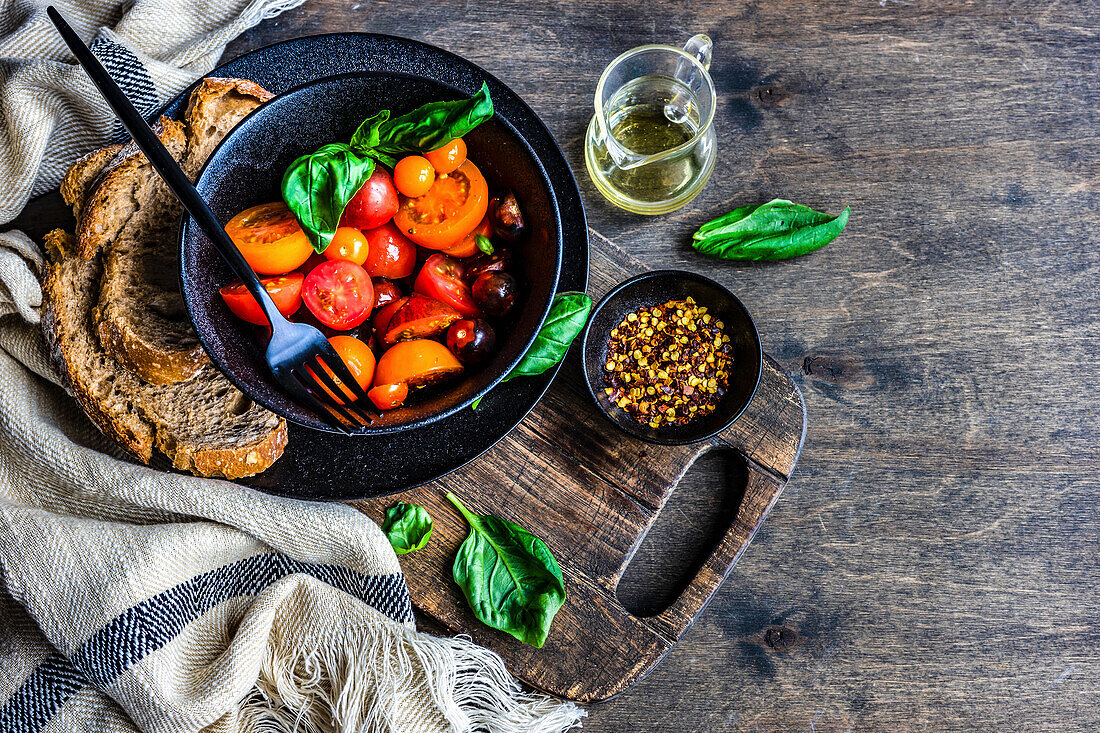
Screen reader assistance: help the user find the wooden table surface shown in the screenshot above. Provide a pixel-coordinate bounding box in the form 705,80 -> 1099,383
25,0 -> 1098,730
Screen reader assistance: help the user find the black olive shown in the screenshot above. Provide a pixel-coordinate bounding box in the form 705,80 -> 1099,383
471,272 -> 518,318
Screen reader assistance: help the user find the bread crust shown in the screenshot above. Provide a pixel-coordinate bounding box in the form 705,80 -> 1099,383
182,77 -> 274,178
60,144 -> 123,222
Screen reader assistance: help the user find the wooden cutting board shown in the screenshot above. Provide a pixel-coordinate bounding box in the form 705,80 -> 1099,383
357,236 -> 806,703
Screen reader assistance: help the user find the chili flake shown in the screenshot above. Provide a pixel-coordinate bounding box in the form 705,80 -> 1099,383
602,297 -> 733,429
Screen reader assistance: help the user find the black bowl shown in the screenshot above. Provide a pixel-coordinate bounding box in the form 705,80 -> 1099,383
580,270 -> 762,445
180,72 -> 562,435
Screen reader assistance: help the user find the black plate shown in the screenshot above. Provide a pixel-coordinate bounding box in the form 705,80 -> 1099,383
181,72 -> 562,434
580,270 -> 761,445
160,34 -> 588,500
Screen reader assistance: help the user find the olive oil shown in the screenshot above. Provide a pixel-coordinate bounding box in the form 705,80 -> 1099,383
585,75 -> 715,210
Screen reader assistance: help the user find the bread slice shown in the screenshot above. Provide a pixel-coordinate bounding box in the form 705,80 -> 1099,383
181,77 -> 274,179
87,118 -> 208,385
60,144 -> 122,222
42,228 -> 288,478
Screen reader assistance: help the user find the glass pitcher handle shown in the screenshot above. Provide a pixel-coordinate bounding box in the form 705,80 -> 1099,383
682,34 -> 712,71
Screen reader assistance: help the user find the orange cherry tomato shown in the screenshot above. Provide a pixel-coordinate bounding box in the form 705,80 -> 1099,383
225,202 -> 314,275
311,335 -> 376,404
393,159 -> 489,250
218,273 -> 303,325
368,382 -> 409,410
324,226 -> 369,266
374,339 -> 463,389
393,155 -> 436,197
425,138 -> 467,174
443,214 -> 491,258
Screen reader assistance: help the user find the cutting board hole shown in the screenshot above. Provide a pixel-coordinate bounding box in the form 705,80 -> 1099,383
617,448 -> 747,617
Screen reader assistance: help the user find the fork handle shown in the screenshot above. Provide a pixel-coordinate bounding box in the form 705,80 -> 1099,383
47,6 -> 285,327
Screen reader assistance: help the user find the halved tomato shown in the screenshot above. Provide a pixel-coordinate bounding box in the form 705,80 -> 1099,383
374,339 -> 463,388
373,295 -> 408,338
311,335 -> 376,404
225,202 -> 314,275
219,273 -> 304,325
382,293 -> 461,345
413,253 -> 481,318
368,382 -> 408,410
443,214 -> 492,258
393,159 -> 489,250
302,259 -> 374,330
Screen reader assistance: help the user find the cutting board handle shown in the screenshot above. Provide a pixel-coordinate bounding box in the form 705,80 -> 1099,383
635,448 -> 785,642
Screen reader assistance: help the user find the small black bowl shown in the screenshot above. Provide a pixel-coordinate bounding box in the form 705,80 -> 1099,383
580,270 -> 762,445
180,71 -> 562,435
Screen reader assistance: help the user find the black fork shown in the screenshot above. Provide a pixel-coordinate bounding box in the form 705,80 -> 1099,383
49,6 -> 375,433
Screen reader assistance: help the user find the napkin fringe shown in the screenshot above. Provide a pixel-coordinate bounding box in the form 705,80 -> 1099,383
241,623 -> 586,733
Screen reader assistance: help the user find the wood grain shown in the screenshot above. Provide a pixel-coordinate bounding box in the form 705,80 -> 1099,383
355,232 -> 805,702
15,0 -> 1097,728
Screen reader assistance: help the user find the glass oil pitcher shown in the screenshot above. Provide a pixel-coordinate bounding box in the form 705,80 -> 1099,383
584,35 -> 717,215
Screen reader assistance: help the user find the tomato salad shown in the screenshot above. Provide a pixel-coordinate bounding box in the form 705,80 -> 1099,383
219,129 -> 526,412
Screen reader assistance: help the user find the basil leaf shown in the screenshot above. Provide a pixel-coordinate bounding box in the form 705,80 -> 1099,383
504,291 -> 592,381
282,143 -> 375,252
349,110 -> 397,168
382,502 -> 433,555
447,492 -> 566,648
692,199 -> 850,261
375,82 -> 494,156
470,291 -> 592,410
475,234 -> 494,255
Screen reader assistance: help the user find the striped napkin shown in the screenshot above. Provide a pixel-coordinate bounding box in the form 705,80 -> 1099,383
0,2 -> 584,731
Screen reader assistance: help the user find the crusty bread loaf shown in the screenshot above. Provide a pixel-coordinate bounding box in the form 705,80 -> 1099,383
42,227 -> 288,478
42,76 -> 288,478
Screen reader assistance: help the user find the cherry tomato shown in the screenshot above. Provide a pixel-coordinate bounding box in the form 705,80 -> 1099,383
463,249 -> 512,282
341,167 -> 399,230
302,259 -> 374,330
393,155 -> 435,197
374,339 -> 463,388
414,253 -> 481,318
443,214 -> 492,258
425,138 -> 467,174
472,271 -> 518,318
225,202 -> 313,275
368,382 -> 408,410
446,318 -> 496,364
312,335 -> 376,404
381,293 -> 461,345
324,226 -> 369,266
218,273 -> 303,325
363,222 -> 417,279
373,296 -> 408,338
393,159 -> 489,250
372,278 -> 402,310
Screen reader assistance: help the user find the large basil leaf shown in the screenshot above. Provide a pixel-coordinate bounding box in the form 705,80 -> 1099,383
382,502 -> 433,555
692,199 -> 850,261
349,110 -> 397,168
446,492 -> 566,648
470,291 -> 592,409
374,82 -> 494,156
282,143 -> 375,252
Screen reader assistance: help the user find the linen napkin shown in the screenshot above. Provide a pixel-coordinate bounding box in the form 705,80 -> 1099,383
0,2 -> 585,731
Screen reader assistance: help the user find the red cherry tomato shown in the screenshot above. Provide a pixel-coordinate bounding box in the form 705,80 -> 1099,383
311,335 -> 376,404
302,259 -> 374,330
414,253 -> 481,318
368,382 -> 408,410
393,155 -> 435,197
425,138 -> 467,175
372,278 -> 402,310
324,227 -> 369,266
218,273 -> 303,325
341,167 -> 399,230
363,222 -> 417,279
374,339 -> 463,388
225,202 -> 313,275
